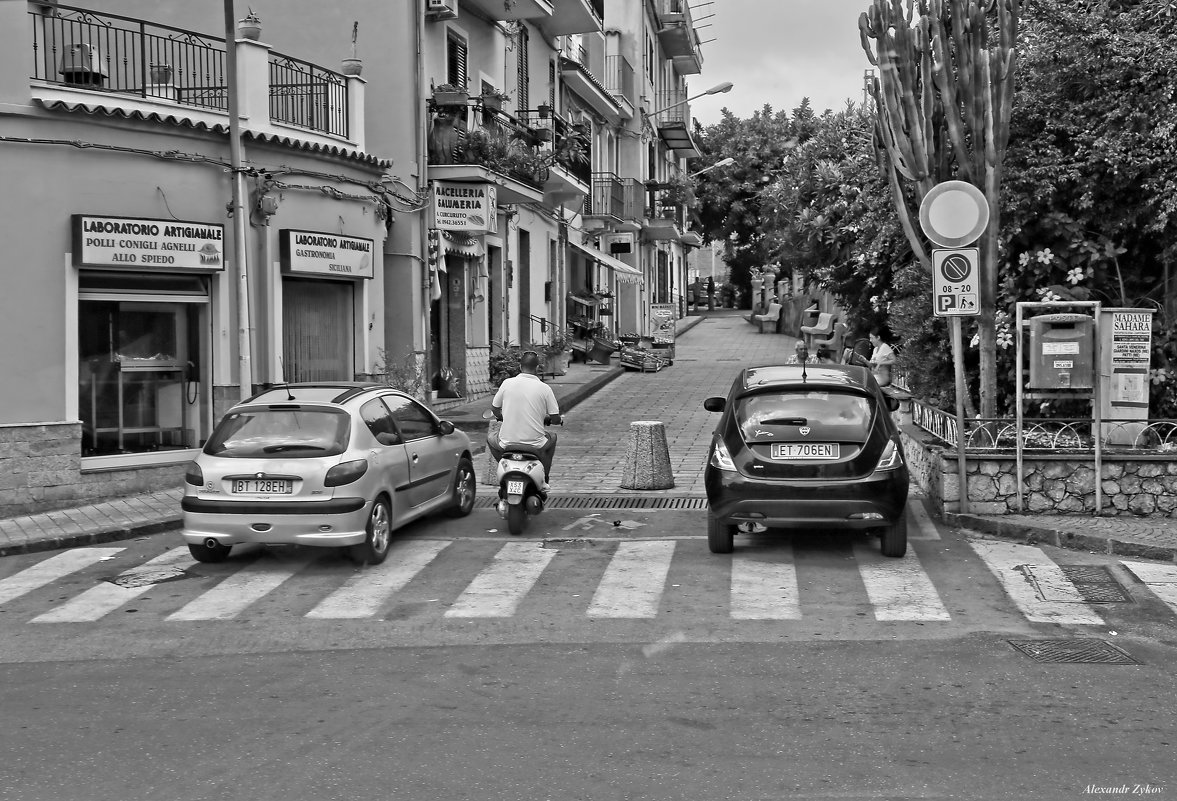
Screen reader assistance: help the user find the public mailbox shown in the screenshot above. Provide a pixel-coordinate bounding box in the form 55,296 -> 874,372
1028,313 -> 1094,389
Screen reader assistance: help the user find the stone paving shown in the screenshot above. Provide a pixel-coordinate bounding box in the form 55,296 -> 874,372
2,308 -> 1176,562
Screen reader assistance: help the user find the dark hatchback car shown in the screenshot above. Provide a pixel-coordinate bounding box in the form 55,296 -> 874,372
702,363 -> 909,557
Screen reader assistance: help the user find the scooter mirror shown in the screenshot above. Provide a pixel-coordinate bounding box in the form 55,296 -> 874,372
481,409 -> 495,420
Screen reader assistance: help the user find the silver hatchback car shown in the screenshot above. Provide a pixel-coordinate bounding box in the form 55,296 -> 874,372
181,383 -> 476,564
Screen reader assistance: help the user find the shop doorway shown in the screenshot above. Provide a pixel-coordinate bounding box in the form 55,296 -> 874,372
282,278 -> 354,382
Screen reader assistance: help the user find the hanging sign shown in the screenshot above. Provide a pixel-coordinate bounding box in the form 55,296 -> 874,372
432,181 -> 498,233
72,215 -> 225,271
279,229 -> 374,279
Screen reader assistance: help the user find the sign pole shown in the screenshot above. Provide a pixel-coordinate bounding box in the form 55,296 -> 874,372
951,316 -> 969,514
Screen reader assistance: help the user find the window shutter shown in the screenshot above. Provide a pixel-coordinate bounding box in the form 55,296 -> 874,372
516,25 -> 529,111
549,60 -> 556,108
447,33 -> 467,87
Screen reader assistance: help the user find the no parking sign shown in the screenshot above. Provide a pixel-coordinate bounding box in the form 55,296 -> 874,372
933,248 -> 980,317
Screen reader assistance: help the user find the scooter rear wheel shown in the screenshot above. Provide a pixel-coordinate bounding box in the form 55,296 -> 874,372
506,503 -> 526,535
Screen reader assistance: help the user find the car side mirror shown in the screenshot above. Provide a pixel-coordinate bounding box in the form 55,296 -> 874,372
886,396 -> 900,412
437,420 -> 456,435
703,397 -> 726,413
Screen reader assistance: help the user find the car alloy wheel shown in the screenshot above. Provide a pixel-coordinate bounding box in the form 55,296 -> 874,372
445,457 -> 476,517
347,497 -> 392,565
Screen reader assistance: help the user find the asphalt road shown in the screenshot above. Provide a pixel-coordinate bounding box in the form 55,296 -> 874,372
1,508 -> 1175,800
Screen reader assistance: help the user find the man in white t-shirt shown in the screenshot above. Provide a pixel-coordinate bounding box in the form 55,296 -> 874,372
489,351 -> 562,490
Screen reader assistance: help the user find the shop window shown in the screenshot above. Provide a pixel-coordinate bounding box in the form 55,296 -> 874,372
79,300 -> 203,457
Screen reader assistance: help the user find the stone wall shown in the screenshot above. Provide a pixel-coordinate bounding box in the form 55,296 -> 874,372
0,422 -> 186,517
900,421 -> 1177,518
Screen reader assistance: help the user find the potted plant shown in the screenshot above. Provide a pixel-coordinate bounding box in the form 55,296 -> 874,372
538,328 -> 574,375
148,63 -> 173,84
341,20 -> 362,76
432,81 -> 469,107
479,88 -> 510,112
237,7 -> 262,40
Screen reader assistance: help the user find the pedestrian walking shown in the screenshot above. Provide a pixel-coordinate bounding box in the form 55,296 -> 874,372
869,327 -> 896,386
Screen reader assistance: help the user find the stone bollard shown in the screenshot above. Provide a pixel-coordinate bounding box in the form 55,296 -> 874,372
620,420 -> 675,490
481,419 -> 501,486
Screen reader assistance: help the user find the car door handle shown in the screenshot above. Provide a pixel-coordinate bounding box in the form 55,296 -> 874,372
411,454 -> 419,463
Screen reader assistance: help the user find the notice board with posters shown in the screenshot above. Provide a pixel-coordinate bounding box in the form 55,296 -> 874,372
650,304 -> 676,360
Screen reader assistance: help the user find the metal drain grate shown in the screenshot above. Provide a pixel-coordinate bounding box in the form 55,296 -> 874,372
1009,639 -> 1141,664
1059,565 -> 1134,603
474,495 -> 708,510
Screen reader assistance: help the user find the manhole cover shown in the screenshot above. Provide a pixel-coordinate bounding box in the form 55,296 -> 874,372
105,565 -> 189,588
1008,639 -> 1141,664
1059,565 -> 1134,603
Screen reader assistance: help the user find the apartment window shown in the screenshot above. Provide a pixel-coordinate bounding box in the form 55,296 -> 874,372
447,31 -> 468,88
517,25 -> 530,111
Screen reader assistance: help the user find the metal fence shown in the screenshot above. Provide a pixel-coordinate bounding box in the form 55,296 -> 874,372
910,399 -> 1177,453
268,55 -> 348,137
29,3 -> 347,137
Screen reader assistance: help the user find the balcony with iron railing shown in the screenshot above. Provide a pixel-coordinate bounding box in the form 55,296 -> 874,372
584,172 -> 643,223
26,3 -> 354,141
603,54 -> 635,110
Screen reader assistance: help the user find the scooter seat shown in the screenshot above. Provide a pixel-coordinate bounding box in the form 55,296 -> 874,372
498,441 -> 545,458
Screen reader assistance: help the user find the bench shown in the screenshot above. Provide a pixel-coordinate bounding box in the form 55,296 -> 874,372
810,321 -> 846,358
799,312 -> 835,346
751,302 -> 783,333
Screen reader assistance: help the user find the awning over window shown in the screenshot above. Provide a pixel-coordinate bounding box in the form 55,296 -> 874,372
570,240 -> 643,285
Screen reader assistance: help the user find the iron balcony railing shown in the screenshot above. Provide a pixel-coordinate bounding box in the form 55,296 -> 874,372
652,89 -> 691,124
603,54 -> 634,106
269,55 -> 348,137
28,3 -> 348,137
585,173 -> 642,220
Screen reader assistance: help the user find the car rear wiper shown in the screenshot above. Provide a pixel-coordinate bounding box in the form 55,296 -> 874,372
758,417 -> 808,426
262,444 -> 327,453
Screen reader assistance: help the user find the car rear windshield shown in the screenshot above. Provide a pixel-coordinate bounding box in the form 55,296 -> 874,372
736,390 -> 871,436
203,407 -> 351,458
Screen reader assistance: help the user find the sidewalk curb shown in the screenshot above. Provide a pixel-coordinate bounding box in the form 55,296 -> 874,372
948,513 -> 1177,562
0,519 -> 180,558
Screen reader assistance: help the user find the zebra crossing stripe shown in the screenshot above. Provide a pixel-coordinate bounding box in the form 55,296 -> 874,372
968,539 -> 1103,625
445,542 -> 557,618
908,502 -> 941,541
31,547 -> 195,623
729,555 -> 801,620
854,543 -> 951,621
0,548 -> 124,606
1121,561 -> 1177,615
167,557 -> 307,621
307,540 -> 450,619
586,541 -> 675,618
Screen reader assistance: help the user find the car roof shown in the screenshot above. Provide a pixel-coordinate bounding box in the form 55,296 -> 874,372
242,382 -> 400,406
740,364 -> 874,392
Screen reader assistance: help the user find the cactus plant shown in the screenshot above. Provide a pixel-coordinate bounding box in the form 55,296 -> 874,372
859,0 -> 1021,419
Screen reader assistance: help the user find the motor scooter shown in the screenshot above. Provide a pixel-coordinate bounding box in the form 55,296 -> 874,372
482,410 -> 562,535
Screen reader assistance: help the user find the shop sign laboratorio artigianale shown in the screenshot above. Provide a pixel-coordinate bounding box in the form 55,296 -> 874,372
73,215 -> 225,271
431,181 -> 498,233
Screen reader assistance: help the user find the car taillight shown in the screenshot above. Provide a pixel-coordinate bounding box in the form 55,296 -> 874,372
184,461 -> 203,486
709,438 -> 736,472
325,459 -> 369,487
874,440 -> 903,472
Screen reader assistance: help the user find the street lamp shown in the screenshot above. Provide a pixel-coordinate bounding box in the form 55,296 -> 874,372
646,81 -> 733,117
688,157 -> 735,179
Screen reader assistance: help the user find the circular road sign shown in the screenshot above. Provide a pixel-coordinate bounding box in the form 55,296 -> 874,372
919,180 -> 989,248
941,252 -> 972,283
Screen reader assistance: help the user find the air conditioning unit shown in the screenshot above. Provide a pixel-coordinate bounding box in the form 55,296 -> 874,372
603,232 -> 635,254
426,0 -> 459,20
